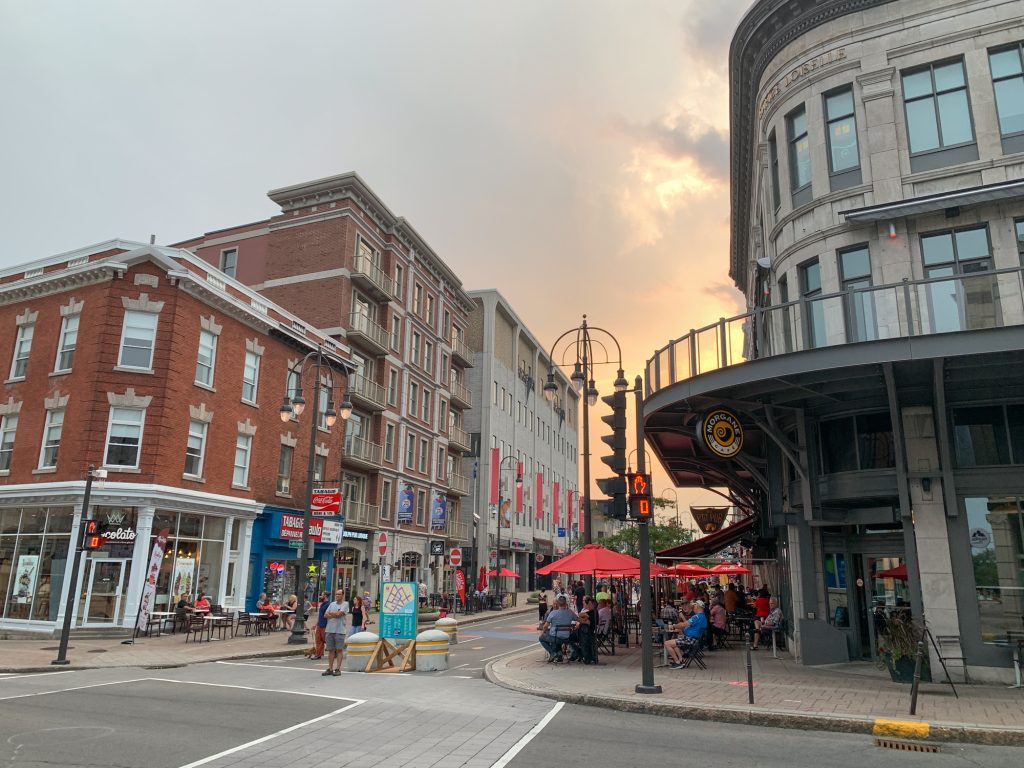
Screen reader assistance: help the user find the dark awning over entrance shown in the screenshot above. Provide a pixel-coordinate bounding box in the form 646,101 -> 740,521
656,516 -> 757,560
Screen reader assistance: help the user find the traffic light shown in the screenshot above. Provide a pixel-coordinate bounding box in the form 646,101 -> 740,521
598,390 -> 628,520
82,519 -> 106,551
627,472 -> 653,521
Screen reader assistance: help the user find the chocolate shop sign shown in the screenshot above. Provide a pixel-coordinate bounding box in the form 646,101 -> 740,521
759,48 -> 847,119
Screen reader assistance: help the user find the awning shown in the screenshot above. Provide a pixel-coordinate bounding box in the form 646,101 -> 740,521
656,516 -> 757,560
843,178 -> 1024,222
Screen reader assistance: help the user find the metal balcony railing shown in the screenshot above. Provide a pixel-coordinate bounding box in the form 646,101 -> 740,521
348,311 -> 389,352
348,372 -> 386,409
352,253 -> 395,299
451,335 -> 474,365
646,266 -> 1024,395
344,435 -> 383,467
448,424 -> 472,452
447,471 -> 471,495
345,501 -> 379,528
450,380 -> 473,408
447,520 -> 472,542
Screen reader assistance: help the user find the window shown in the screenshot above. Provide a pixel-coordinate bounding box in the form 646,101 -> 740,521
437,447 -> 446,479
409,382 -> 419,416
902,59 -> 976,170
277,444 -> 293,494
839,245 -> 875,342
786,105 -> 811,201
419,438 -> 428,474
105,407 -> 145,468
824,86 -> 861,188
443,309 -> 450,337
9,323 -> 33,379
819,413 -> 895,473
963,495 -> 1024,646
219,248 -> 237,278
0,414 -> 17,471
413,284 -> 422,315
424,341 -> 434,374
391,318 -> 401,351
317,384 -> 330,430
953,405 -> 1012,466
415,489 -> 426,526
767,130 -> 781,211
314,454 -> 326,483
493,381 -> 498,405
921,226 -> 995,333
384,422 -> 395,461
39,409 -> 63,469
421,389 -> 431,423
195,330 -> 217,387
394,264 -> 404,300
242,351 -> 260,404
380,479 -> 392,520
411,332 -> 421,366
184,419 -> 207,477
233,433 -> 252,487
426,295 -> 435,326
119,310 -> 158,369
388,369 -> 398,405
54,314 -> 79,372
799,259 -> 825,349
1016,219 -> 1024,264
406,433 -> 416,467
990,44 -> 1024,151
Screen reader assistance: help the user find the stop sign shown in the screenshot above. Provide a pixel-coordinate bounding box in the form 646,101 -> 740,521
450,548 -> 462,567
377,531 -> 388,557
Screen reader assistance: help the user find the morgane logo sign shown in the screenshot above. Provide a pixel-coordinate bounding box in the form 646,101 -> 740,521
311,488 -> 341,517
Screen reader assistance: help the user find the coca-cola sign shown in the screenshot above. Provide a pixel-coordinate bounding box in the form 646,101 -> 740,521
311,487 -> 341,517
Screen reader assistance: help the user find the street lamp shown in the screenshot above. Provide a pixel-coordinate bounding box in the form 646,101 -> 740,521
543,315 -> 627,552
661,487 -> 680,529
279,347 -> 352,645
492,455 -> 523,601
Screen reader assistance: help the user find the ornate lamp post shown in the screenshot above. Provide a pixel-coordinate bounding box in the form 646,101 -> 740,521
492,454 -> 523,601
279,348 -> 352,645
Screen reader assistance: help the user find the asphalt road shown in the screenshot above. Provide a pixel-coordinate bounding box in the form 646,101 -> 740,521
0,612 -> 1020,767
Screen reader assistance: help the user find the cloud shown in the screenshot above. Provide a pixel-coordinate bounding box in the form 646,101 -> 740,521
612,109 -> 730,184
680,1 -> 755,69
702,281 -> 746,315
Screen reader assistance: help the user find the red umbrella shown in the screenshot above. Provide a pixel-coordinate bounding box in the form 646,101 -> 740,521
710,562 -> 752,575
535,544 -> 641,576
664,563 -> 714,578
876,563 -> 908,580
487,568 -> 519,578
477,565 -> 488,591
599,562 -> 671,577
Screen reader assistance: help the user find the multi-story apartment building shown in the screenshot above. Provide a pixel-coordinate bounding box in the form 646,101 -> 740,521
176,172 -> 476,600
464,290 -> 580,591
644,0 -> 1024,681
0,240 -> 353,633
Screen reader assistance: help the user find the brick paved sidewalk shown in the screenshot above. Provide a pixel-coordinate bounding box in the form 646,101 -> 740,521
486,639 -> 1024,745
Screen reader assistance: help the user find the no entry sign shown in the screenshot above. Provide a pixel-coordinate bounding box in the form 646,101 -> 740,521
449,547 -> 462,567
377,531 -> 389,557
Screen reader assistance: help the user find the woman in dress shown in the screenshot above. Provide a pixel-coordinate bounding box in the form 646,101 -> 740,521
348,596 -> 367,637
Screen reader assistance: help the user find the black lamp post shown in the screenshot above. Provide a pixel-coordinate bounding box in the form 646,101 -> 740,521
279,347 -> 352,645
494,455 -> 523,601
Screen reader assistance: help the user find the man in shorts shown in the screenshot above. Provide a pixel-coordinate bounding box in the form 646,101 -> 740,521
323,589 -> 349,676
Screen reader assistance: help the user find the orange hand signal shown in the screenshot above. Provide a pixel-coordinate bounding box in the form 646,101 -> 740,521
632,474 -> 648,495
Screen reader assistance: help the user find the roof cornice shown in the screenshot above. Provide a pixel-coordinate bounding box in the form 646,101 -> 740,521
729,0 -> 898,289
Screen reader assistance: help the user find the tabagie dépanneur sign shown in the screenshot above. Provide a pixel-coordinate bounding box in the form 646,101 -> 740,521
311,488 -> 341,517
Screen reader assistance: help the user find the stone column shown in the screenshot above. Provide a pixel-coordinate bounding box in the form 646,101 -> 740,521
218,516 -> 234,604
53,501 -> 85,629
235,518 -> 254,608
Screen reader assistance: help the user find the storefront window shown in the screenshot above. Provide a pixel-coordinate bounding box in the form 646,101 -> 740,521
824,552 -> 849,626
0,507 -> 72,621
964,495 -> 1024,644
149,510 -> 229,608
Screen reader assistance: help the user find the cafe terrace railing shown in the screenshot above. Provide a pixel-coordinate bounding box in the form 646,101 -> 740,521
646,266 -> 1024,396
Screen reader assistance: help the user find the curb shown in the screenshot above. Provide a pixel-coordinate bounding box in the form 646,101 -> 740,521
483,651 -> 1024,747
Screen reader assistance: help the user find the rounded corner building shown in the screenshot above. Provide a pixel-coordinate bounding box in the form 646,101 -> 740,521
644,0 -> 1024,682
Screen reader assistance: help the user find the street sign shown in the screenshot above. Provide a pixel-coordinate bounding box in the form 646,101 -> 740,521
449,547 -> 462,567
535,553 -> 545,563
429,540 -> 444,556
288,540 -> 303,549
557,527 -> 566,537
377,531 -> 389,557
311,487 -> 341,516
489,549 -> 497,561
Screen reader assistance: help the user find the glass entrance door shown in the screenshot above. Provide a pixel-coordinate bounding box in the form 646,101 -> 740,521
83,559 -> 127,625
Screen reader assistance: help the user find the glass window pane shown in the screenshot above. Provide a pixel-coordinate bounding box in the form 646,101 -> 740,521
826,89 -> 854,119
922,233 -> 955,265
955,227 -> 990,261
953,406 -> 1011,466
902,69 -> 934,99
801,260 -> 821,295
790,108 -> 807,138
821,418 -> 857,473
937,90 -> 974,145
1007,405 -> 1024,463
794,136 -> 811,187
994,78 -> 1024,136
829,116 -> 859,172
906,98 -> 940,152
964,496 -> 1024,645
841,247 -> 871,281
856,413 -> 895,469
990,48 -> 1023,79
933,61 -> 965,91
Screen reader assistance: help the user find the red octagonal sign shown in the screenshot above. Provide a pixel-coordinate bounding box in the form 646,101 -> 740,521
377,531 -> 389,557
449,547 -> 462,567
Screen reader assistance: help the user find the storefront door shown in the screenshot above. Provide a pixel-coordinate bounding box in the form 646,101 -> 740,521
83,559 -> 128,625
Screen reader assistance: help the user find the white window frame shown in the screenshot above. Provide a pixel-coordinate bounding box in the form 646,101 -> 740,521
277,444 -> 294,494
9,324 -> 33,380
314,454 -> 327,483
233,433 -> 252,488
385,422 -> 395,461
220,248 -> 238,278
39,408 -> 64,469
421,389 -> 431,423
184,419 -> 207,478
409,382 -> 419,416
242,351 -> 261,404
406,433 -> 416,467
419,438 -> 428,474
380,479 -> 392,520
412,332 -> 421,366
415,489 -> 426,525
195,329 -> 218,387
103,406 -> 146,469
54,314 -> 79,373
0,413 -> 18,472
118,310 -> 158,371
424,341 -> 434,375
388,369 -> 398,405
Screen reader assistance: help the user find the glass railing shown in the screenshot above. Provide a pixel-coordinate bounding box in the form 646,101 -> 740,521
646,267 -> 1024,395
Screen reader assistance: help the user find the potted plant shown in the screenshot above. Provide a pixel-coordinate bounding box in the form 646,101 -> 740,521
877,610 -> 930,683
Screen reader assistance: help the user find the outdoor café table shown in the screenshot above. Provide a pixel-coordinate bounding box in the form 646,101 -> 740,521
148,611 -> 176,637
731,615 -> 756,643
273,608 -> 294,630
202,613 -> 232,640
658,627 -> 679,667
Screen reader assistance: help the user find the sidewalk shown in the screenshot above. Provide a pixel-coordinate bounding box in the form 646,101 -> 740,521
485,638 -> 1024,746
0,599 -> 535,674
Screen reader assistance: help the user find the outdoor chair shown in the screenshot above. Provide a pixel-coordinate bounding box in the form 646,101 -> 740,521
209,614 -> 231,641
546,623 -> 576,662
679,629 -> 708,670
596,617 -> 615,656
769,618 -> 787,658
235,611 -> 256,637
184,615 -> 208,643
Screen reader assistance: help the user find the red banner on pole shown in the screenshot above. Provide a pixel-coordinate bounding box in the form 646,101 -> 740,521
515,461 -> 524,513
489,448 -> 499,505
553,481 -> 560,525
454,569 -> 466,607
579,493 -> 586,533
567,489 -> 573,531
535,471 -> 544,520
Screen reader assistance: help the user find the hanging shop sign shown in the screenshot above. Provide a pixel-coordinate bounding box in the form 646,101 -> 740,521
279,513 -> 323,542
311,488 -> 341,517
698,408 -> 744,459
343,529 -> 370,541
320,520 -> 343,545
690,506 -> 730,534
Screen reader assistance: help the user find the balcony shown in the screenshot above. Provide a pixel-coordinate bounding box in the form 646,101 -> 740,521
449,379 -> 473,409
647,266 -> 1024,396
343,435 -> 383,470
446,471 -> 471,496
348,372 -> 386,411
344,500 -> 380,529
448,424 -> 472,453
451,336 -> 474,367
351,254 -> 394,302
347,311 -> 389,356
447,520 -> 472,542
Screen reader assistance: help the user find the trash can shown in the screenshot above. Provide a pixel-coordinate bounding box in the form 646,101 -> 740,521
415,629 -> 450,671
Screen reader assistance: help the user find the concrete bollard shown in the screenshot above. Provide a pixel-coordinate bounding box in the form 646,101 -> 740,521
343,631 -> 379,672
416,629 -> 450,671
435,616 -> 458,645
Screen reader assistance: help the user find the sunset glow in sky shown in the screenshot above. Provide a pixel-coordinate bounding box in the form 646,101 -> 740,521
0,1 -> 756,520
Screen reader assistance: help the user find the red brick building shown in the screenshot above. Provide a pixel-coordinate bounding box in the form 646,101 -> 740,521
0,240 -> 353,633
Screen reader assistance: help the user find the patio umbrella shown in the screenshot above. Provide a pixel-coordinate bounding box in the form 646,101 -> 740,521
876,563 -> 908,580
710,562 -> 752,575
534,544 -> 641,576
664,563 -> 714,578
487,568 -> 519,578
477,566 -> 488,591
597,562 -> 671,578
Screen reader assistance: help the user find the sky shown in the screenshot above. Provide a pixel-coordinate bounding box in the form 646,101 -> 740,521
0,0 -> 756,522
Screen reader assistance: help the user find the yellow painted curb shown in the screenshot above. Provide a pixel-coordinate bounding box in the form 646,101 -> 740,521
873,719 -> 930,739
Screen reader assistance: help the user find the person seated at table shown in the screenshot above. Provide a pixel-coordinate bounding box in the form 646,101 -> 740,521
665,600 -> 708,668
723,583 -> 739,613
256,593 -> 270,611
174,594 -> 191,629
735,583 -> 747,607
708,598 -> 728,650
678,599 -> 693,620
282,593 -> 299,630
597,599 -> 612,633
683,582 -> 699,601
754,587 -> 771,624
659,600 -> 679,623
572,602 -> 596,664
192,592 -> 211,613
752,598 -> 783,650
539,595 -> 576,663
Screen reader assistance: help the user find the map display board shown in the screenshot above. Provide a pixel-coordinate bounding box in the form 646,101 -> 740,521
380,581 -> 418,640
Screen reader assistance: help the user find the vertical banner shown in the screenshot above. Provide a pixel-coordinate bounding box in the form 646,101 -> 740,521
430,492 -> 447,531
454,568 -> 466,608
579,494 -> 586,533
135,528 -> 170,634
535,471 -> 544,521
567,490 -> 574,532
398,484 -> 414,524
489,448 -> 500,505
553,481 -> 560,525
515,461 -> 524,513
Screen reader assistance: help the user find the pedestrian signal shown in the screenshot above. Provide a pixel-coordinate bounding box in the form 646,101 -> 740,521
626,473 -> 653,520
82,519 -> 105,550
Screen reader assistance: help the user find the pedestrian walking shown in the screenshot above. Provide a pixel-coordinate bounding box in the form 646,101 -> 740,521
322,589 -> 349,676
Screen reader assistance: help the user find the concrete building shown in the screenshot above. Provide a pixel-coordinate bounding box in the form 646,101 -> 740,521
644,0 -> 1024,681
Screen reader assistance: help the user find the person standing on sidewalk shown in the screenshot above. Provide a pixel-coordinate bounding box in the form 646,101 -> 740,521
322,589 -> 349,676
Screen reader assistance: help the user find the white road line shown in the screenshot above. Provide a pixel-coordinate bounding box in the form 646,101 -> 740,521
490,701 -> 564,768
2,670 -> 74,679
0,678 -> 147,702
214,661 -> 410,677
450,675 -> 473,679
175,699 -> 364,768
449,663 -> 469,670
479,644 -> 538,663
149,678 -> 365,702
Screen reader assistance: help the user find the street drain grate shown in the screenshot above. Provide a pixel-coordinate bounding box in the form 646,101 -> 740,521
874,738 -> 940,753
87,649 -> 107,654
